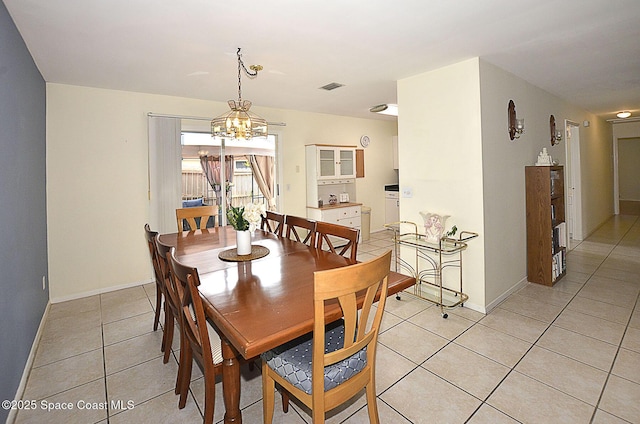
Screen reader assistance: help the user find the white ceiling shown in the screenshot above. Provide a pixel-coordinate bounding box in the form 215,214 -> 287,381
5,0 -> 640,121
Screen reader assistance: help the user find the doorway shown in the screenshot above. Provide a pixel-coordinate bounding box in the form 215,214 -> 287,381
564,120 -> 583,242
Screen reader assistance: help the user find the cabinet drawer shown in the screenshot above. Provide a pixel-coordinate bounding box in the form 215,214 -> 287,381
337,216 -> 361,228
337,206 -> 360,219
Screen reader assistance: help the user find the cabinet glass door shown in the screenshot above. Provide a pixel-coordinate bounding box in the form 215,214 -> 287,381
339,149 -> 354,176
319,149 -> 336,177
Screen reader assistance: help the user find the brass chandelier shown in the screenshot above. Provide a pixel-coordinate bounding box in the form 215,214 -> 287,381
211,48 -> 268,139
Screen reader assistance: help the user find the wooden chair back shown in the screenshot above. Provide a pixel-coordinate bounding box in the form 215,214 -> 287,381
167,248 -> 222,423
260,210 -> 285,237
154,235 -> 183,364
176,205 -> 219,232
284,215 -> 317,246
315,221 -> 360,262
144,224 -> 163,331
262,251 -> 392,423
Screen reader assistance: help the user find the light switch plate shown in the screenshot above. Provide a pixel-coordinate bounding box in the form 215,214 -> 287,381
402,187 -> 413,198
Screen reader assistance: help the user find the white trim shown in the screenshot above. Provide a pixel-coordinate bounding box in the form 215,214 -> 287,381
6,302 -> 51,424
49,278 -> 153,304
484,276 -> 528,313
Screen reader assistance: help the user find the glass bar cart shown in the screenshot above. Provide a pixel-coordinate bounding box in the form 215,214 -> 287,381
384,221 -> 478,318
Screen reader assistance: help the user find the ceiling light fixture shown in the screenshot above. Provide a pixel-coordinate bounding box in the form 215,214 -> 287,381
369,104 -> 398,116
211,48 -> 267,139
616,111 -> 631,119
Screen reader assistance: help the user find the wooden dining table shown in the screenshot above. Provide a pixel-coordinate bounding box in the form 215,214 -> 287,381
159,226 -> 415,424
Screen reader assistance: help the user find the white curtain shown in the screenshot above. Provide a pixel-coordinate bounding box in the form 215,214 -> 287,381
148,116 -> 182,233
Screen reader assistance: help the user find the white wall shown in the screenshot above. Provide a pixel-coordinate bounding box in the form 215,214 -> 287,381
46,84 -> 397,301
397,58 -> 487,311
396,58 -> 615,312
479,60 -> 613,308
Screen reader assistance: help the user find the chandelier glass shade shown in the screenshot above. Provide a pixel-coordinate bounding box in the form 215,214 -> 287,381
211,48 -> 267,139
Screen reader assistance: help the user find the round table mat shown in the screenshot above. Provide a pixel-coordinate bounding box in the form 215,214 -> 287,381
218,245 -> 270,262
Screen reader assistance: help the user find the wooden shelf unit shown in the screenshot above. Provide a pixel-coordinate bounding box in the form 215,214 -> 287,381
525,165 -> 567,286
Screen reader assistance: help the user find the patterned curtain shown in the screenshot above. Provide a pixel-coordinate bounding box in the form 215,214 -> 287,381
249,155 -> 276,210
199,155 -> 234,207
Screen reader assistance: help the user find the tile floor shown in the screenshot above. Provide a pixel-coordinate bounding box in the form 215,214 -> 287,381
12,215 -> 640,423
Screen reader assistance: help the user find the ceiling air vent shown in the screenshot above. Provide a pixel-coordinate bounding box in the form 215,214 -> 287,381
319,82 -> 344,91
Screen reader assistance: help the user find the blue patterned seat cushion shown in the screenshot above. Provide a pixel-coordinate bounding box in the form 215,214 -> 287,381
261,322 -> 367,395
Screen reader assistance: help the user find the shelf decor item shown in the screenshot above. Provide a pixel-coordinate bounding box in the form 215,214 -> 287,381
227,201 -> 266,255
419,211 -> 450,243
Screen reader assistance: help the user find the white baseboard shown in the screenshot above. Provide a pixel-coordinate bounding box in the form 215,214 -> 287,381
50,278 -> 154,304
6,301 -> 51,424
484,276 -> 528,313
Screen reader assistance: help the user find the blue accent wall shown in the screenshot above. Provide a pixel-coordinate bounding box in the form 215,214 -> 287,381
0,1 -> 48,420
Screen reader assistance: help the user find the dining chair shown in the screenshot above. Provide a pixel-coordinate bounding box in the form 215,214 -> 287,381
315,221 -> 360,262
167,247 -> 224,422
176,205 -> 219,232
260,210 -> 285,237
154,236 -> 185,369
284,215 -> 317,245
261,250 -> 392,423
144,224 -> 163,333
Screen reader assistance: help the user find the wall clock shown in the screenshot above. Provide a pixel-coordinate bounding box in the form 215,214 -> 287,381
360,135 -> 370,148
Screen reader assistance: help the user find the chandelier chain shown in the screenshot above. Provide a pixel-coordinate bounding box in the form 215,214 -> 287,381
236,47 -> 259,102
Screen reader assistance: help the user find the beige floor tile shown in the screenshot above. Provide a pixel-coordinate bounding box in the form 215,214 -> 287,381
516,283 -> 575,307
602,254 -> 640,273
551,278 -> 585,295
621,326 -> 640,353
101,297 -> 154,324
448,305 -> 486,322
282,387 -> 368,423
23,348 -> 104,401
378,320 -> 448,364
44,308 -> 102,334
497,293 -> 564,323
566,261 -> 599,274
630,309 -> 640,329
14,379 -> 107,424
592,408 -> 631,424
104,331 -> 164,375
487,371 -> 594,423
102,311 -> 158,346
380,367 -> 481,423
408,306 -> 475,340
611,348 -> 640,384
594,267 -> 640,284
382,293 -> 432,320
599,375 -> 640,423
480,307 -> 549,343
568,295 -> 633,325
454,324 -> 532,367
100,285 -> 148,306
423,343 -> 510,400
108,389 -> 201,423
106,356 -> 179,407
466,403 -> 520,424
33,323 -> 103,367
241,397 -> 311,423
373,343 -> 417,393
346,398 -> 412,423
554,309 -> 626,345
515,346 -> 607,405
562,270 -> 592,284
48,295 -> 101,320
536,326 -> 618,371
